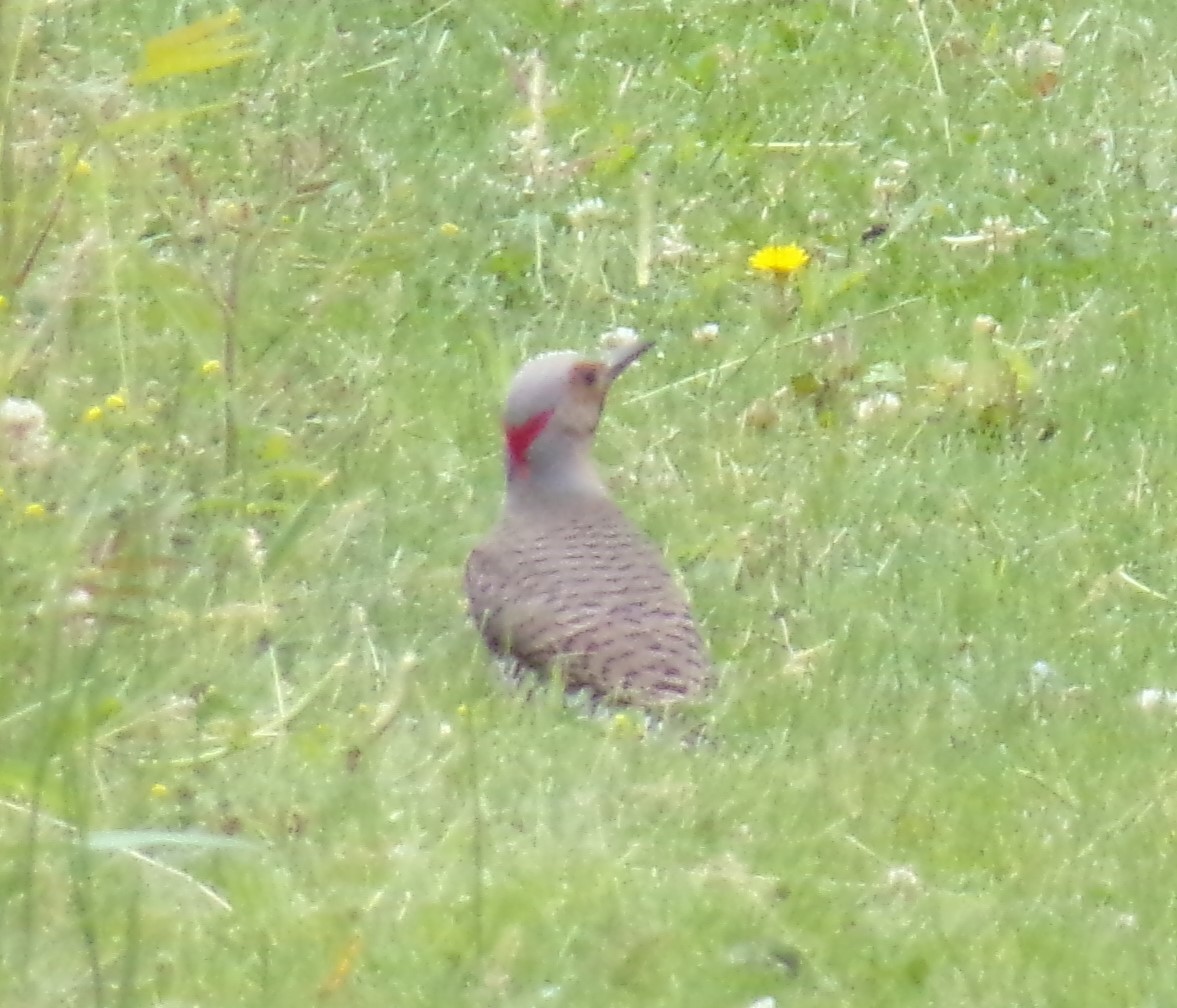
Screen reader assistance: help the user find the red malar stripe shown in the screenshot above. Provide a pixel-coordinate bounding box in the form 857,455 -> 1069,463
506,408 -> 554,478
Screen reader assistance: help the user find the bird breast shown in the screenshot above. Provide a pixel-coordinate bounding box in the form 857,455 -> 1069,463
465,497 -> 711,707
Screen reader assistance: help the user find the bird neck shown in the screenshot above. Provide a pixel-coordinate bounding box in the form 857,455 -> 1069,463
506,444 -> 608,505
504,412 -> 608,503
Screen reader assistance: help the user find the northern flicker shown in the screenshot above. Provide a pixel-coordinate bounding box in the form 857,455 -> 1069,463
465,338 -> 711,709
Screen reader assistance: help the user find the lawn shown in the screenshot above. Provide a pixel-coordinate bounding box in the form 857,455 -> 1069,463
3,0 -> 1177,1004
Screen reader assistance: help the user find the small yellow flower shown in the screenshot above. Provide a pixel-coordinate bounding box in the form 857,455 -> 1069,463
440,221 -> 461,236
456,703 -> 470,719
72,160 -> 93,179
24,502 -> 46,518
150,783 -> 170,798
83,405 -> 104,423
0,295 -> 8,312
608,711 -> 646,739
748,243 -> 810,276
200,359 -> 223,376
105,393 -> 127,411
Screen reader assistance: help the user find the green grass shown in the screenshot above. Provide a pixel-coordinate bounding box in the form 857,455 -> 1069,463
3,0 -> 1177,1004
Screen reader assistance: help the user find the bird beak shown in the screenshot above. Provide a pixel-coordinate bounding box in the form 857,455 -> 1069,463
605,338 -> 655,381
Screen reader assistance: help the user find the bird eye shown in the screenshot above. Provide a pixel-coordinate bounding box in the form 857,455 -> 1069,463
573,365 -> 600,387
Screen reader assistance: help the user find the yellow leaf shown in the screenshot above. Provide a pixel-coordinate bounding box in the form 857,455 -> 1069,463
59,140 -> 81,175
259,432 -> 292,463
996,345 -> 1038,396
131,10 -> 256,85
790,372 -> 823,399
982,22 -> 1002,57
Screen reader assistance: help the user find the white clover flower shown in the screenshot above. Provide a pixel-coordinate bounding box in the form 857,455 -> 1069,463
566,197 -> 608,228
972,314 -> 1003,337
942,216 -> 1034,253
885,865 -> 921,890
599,325 -> 640,351
1137,688 -> 1177,711
854,392 -> 902,422
657,224 -> 694,263
0,397 -> 52,468
1014,38 -> 1065,73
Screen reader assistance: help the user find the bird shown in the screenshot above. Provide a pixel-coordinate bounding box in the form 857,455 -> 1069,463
465,337 -> 712,710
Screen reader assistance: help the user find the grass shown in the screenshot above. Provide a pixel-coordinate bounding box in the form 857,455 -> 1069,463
3,0 -> 1177,1003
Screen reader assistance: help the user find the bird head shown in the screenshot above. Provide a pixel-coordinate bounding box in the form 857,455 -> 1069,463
501,337 -> 653,494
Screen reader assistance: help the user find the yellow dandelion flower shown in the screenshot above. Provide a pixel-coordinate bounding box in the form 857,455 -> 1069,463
83,405 -> 104,423
440,221 -> 461,236
748,243 -> 810,276
0,295 -> 8,312
24,503 -> 46,518
456,703 -> 470,719
72,160 -> 93,179
150,783 -> 170,798
105,393 -> 127,411
200,359 -> 223,376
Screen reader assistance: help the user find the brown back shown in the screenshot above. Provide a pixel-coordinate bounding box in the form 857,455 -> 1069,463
465,495 -> 711,707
